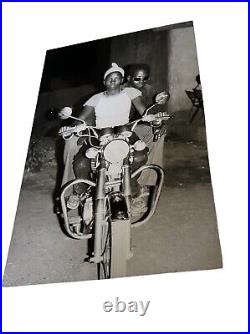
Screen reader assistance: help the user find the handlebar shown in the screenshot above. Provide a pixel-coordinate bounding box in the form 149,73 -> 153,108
59,110 -> 173,140
59,121 -> 99,140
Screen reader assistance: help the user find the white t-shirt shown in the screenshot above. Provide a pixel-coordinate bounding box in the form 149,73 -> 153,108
83,87 -> 141,128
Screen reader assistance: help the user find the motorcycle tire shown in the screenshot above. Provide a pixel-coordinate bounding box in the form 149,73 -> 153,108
98,220 -> 112,279
97,218 -> 130,279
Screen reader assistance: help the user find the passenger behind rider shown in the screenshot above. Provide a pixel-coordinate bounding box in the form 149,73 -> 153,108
123,64 -> 170,185
124,63 -> 157,122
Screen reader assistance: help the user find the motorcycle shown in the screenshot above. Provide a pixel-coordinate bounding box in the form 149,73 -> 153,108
57,94 -> 172,279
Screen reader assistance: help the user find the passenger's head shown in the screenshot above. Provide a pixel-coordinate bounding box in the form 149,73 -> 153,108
127,64 -> 151,90
103,63 -> 124,91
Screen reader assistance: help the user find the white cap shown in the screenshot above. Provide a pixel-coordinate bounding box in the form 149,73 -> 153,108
103,62 -> 124,80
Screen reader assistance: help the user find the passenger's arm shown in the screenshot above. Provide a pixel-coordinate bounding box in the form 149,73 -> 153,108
132,96 -> 155,122
131,96 -> 146,116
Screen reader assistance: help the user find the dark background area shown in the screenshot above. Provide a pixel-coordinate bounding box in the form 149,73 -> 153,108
40,38 -> 112,93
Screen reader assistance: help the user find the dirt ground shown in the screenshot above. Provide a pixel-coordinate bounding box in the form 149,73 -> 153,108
3,140 -> 222,286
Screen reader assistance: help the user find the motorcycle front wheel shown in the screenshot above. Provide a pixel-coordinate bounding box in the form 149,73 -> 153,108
97,220 -> 112,279
98,219 -> 130,279
97,210 -> 131,279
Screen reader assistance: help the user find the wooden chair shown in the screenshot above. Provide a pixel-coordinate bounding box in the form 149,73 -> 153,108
185,89 -> 204,123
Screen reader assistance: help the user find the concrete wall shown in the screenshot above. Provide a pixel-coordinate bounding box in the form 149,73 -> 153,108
167,26 -> 200,113
167,26 -> 206,142
110,29 -> 168,92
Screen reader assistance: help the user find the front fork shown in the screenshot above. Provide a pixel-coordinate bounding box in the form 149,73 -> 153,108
91,162 -> 132,264
91,167 -> 106,263
122,163 -> 132,216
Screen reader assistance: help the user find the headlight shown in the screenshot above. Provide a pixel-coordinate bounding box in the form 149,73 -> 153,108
85,147 -> 99,159
103,140 -> 129,163
133,140 -> 146,151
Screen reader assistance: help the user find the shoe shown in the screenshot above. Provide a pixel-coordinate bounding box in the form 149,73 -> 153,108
131,198 -> 148,216
67,194 -> 80,210
83,223 -> 93,235
139,185 -> 150,197
131,188 -> 149,216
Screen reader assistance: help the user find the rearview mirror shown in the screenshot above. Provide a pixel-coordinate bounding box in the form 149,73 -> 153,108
58,107 -> 73,120
155,91 -> 170,105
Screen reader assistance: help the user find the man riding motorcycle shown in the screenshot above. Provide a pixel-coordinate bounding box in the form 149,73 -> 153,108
59,62 -> 168,218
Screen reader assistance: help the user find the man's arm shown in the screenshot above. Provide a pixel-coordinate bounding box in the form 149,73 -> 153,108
131,96 -> 146,116
76,105 -> 95,126
58,105 -> 95,136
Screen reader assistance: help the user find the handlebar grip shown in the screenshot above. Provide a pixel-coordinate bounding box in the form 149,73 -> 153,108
58,126 -> 76,140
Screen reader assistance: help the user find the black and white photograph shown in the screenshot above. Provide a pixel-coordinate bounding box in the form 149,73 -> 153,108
3,21 -> 222,286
